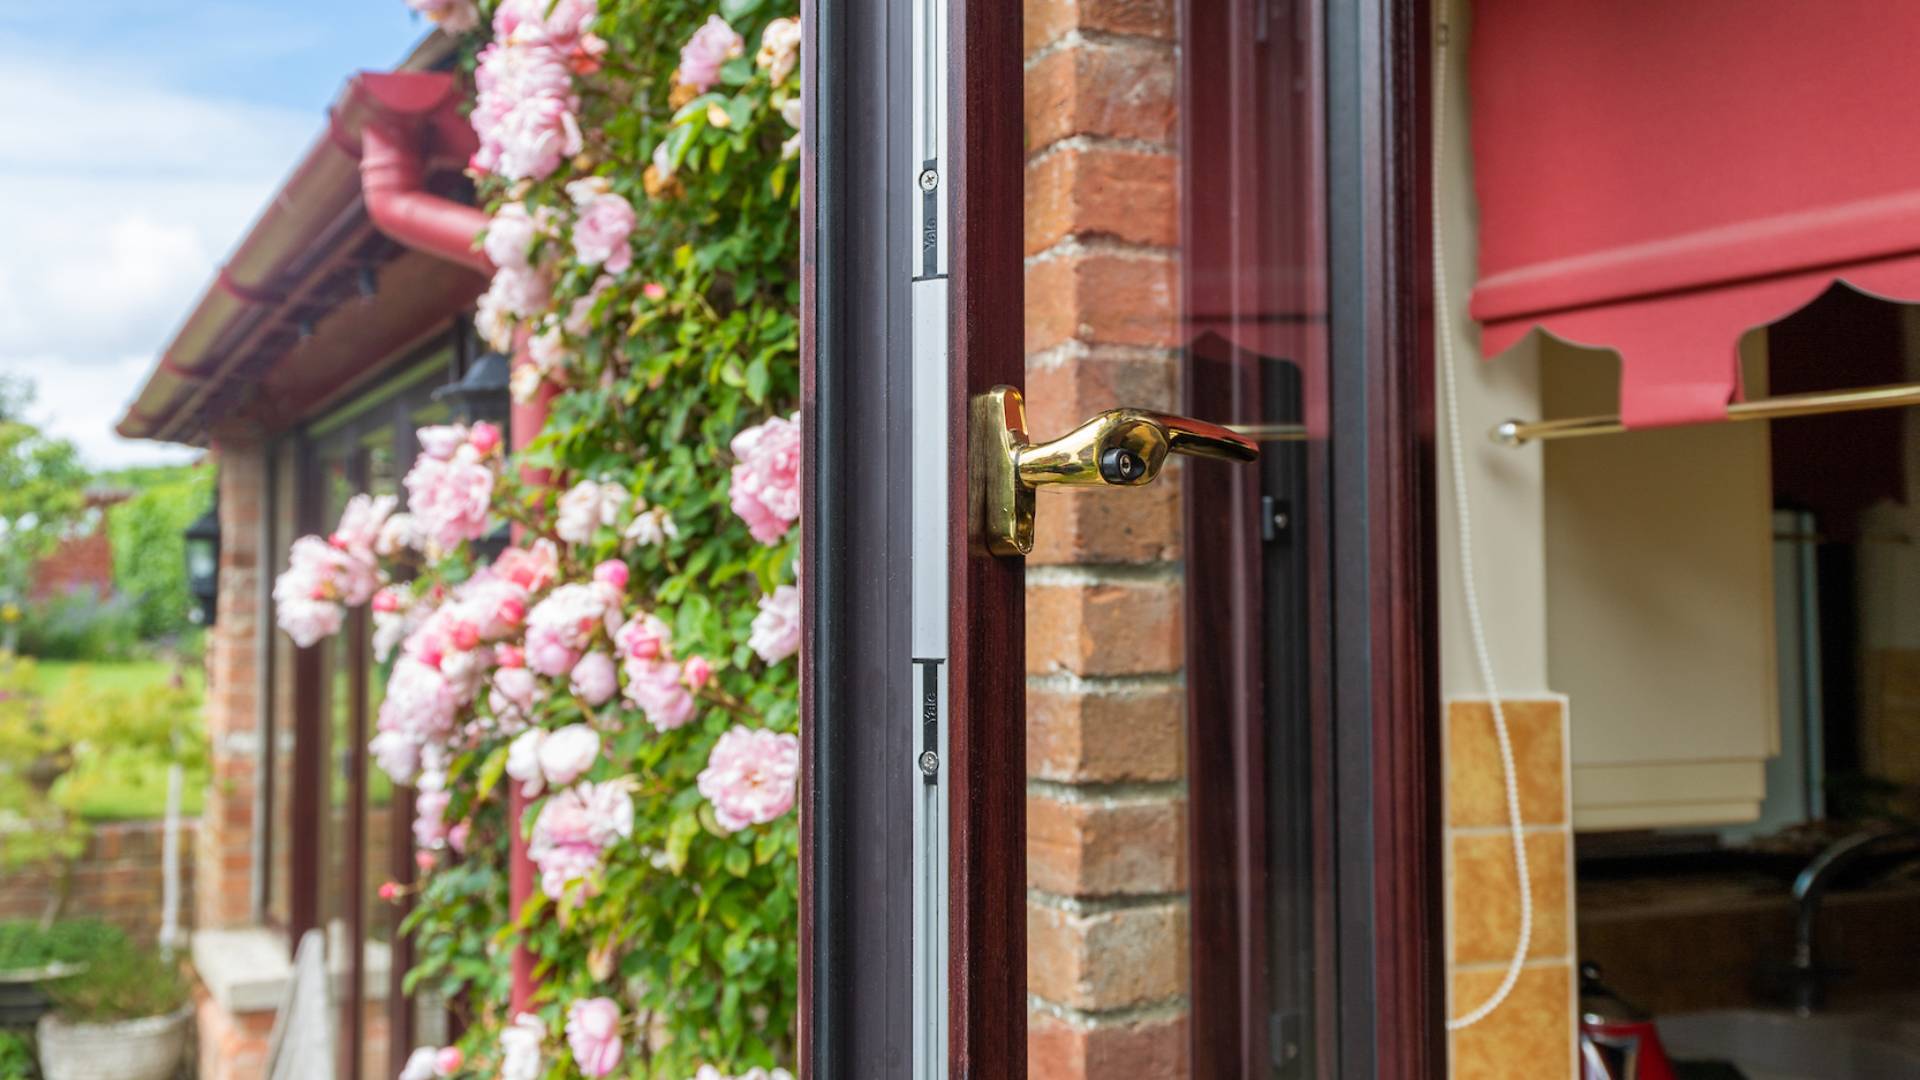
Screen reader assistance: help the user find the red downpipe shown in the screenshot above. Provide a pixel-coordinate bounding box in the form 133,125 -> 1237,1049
355,109 -> 546,1008
358,122 -> 493,275
507,359 -> 559,1015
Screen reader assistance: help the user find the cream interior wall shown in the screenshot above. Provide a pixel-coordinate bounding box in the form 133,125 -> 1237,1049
1435,0 -> 1551,701
1542,339 -> 1778,828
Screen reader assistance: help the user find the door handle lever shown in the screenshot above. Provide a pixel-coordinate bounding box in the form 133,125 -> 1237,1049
974,385 -> 1259,556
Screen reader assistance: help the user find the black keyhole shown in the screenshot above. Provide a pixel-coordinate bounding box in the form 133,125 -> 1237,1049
1099,447 -> 1145,483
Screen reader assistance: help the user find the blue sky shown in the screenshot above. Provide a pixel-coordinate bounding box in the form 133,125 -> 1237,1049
0,2 -> 429,467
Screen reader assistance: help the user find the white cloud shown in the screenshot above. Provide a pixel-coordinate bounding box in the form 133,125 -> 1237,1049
0,355 -> 200,470
0,55 -> 318,469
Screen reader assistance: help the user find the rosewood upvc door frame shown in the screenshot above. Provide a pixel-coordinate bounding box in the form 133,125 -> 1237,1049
800,0 -> 1440,1075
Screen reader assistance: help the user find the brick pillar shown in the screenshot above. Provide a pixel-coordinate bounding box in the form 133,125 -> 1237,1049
198,429 -> 268,931
1022,1 -> 1190,1076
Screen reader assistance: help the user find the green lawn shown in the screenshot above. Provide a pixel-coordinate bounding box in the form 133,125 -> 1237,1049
30,660 -> 207,822
31,659 -> 202,698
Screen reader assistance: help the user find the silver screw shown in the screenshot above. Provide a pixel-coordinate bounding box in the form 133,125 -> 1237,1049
917,169 -> 939,193
918,749 -> 940,776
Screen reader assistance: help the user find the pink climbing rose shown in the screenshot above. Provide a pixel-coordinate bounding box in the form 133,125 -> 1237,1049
624,657 -> 696,731
570,650 -> 619,706
471,38 -> 583,181
524,583 -> 612,676
729,412 -> 801,544
676,15 -> 744,92
698,725 -> 800,832
405,0 -> 479,33
756,16 -> 802,85
412,789 -> 452,850
539,723 -> 602,785
565,997 -> 624,1078
529,781 -> 634,899
499,1013 -> 545,1080
749,584 -> 801,664
567,178 -> 636,273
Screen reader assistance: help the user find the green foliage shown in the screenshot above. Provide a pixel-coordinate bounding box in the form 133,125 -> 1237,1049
0,1028 -> 33,1078
12,589 -> 141,663
404,3 -> 803,1074
101,465 -> 213,644
0,379 -> 89,608
40,938 -> 188,1023
0,920 -> 129,974
0,657 -> 202,873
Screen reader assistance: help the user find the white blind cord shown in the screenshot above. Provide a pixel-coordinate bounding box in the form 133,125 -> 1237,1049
1434,20 -> 1534,1032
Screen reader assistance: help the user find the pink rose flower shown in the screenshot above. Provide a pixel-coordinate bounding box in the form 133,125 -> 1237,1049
624,657 -> 696,731
329,493 -> 395,565
448,821 -> 470,854
434,1048 -> 464,1075
404,452 -> 495,551
484,202 -> 541,269
495,0 -> 597,48
749,584 -> 801,663
378,880 -> 401,902
676,15 -> 744,92
506,727 -> 548,796
569,186 -> 636,273
529,781 -> 634,899
491,665 -> 537,730
682,654 -> 713,689
524,583 -> 610,676
556,479 -> 628,544
540,722 -> 602,784
469,420 -> 503,456
406,0 -> 479,34
494,539 -> 560,593
499,1013 -> 545,1080
471,40 -> 583,181
756,16 -> 802,85
613,612 -> 671,661
565,997 -> 623,1078
698,725 -> 800,832
413,789 -> 452,850
642,281 -> 666,300
570,651 -> 619,707
592,559 -> 629,591
398,1048 -> 439,1080
729,413 -> 801,544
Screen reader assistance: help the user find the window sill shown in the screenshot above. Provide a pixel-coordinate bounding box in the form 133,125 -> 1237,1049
190,926 -> 391,1016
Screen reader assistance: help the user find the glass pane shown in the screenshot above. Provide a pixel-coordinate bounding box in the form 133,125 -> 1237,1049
1021,0 -> 1332,1073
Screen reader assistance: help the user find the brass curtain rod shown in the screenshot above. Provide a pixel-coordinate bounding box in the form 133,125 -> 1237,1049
1226,423 -> 1309,442
1491,382 -> 1920,447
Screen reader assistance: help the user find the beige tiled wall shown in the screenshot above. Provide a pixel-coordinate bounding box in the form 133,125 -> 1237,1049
1444,698 -> 1579,1080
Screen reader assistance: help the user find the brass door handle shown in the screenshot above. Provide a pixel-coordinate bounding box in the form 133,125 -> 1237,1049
974,385 -> 1259,556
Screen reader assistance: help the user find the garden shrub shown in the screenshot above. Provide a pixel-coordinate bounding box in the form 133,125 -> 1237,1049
39,938 -> 187,1023
12,589 -> 141,663
102,465 -> 214,645
276,0 -> 802,1075
0,920 -> 128,974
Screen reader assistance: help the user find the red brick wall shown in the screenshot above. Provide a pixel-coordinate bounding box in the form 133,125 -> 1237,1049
0,820 -> 196,943
30,531 -> 115,602
1023,0 -> 1191,1075
199,433 -> 268,931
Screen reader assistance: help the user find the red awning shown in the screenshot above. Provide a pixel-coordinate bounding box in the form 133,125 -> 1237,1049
1468,0 -> 1920,428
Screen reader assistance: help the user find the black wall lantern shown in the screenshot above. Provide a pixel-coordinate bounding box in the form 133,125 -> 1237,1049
432,349 -> 512,429
183,498 -> 220,627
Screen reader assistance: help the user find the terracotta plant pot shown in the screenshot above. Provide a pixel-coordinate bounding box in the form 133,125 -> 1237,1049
35,1003 -> 192,1080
